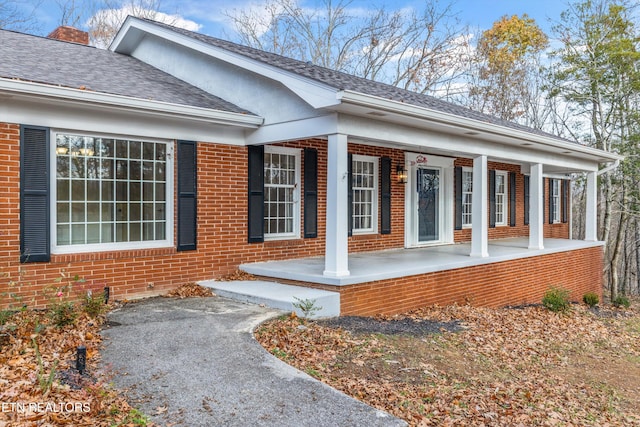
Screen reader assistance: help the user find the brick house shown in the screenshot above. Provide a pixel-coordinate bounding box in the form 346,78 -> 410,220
0,18 -> 621,315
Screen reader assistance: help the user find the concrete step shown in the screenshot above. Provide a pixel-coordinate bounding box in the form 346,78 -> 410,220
199,280 -> 340,319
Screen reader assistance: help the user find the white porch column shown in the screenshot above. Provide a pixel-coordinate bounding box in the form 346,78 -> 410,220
529,163 -> 544,250
470,155 -> 488,257
585,171 -> 598,241
324,133 -> 350,277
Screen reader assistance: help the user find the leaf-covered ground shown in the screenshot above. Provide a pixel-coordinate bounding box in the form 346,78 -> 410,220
255,302 -> 640,426
0,309 -> 152,426
0,284 -> 215,426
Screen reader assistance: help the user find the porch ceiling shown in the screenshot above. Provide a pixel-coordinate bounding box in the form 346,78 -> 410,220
240,238 -> 603,286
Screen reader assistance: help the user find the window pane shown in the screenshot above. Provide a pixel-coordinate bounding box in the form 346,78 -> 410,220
130,141 -> 141,159
143,203 -> 154,220
130,182 -> 141,202
116,160 -> 127,179
71,224 -> 85,244
57,225 -> 70,245
143,142 -> 154,160
57,157 -> 69,178
101,223 -> 113,243
156,144 -> 165,161
71,181 -> 85,201
101,159 -> 114,179
143,222 -> 154,240
130,161 -> 141,180
87,224 -> 100,244
102,203 -> 113,221
87,181 -> 100,201
130,203 -> 141,221
55,134 -> 169,247
87,203 -> 100,222
102,182 -> 113,201
155,184 -> 165,201
116,140 -> 128,158
99,138 -> 114,158
129,223 -> 141,241
143,161 -> 154,180
71,203 -> 85,222
57,203 -> 69,223
57,179 -> 70,201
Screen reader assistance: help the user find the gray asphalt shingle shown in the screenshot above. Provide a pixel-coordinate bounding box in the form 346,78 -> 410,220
0,29 -> 253,115
146,18 -> 565,142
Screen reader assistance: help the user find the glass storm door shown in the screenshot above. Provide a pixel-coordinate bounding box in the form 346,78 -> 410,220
417,168 -> 440,243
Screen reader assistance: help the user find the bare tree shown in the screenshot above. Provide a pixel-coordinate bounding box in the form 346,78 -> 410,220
55,0 -> 95,28
87,0 -> 172,48
224,0 -> 470,98
0,0 -> 41,31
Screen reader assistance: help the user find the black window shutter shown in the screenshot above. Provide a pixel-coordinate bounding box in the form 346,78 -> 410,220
248,145 -> 265,243
177,140 -> 197,251
524,175 -> 530,226
489,170 -> 496,228
509,172 -> 516,227
454,166 -> 462,230
562,179 -> 569,224
304,148 -> 317,238
20,125 -> 50,263
380,157 -> 391,235
542,178 -> 546,223
549,179 -> 554,224
347,153 -> 353,237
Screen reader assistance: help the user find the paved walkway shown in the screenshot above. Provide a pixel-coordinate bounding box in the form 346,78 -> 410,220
100,296 -> 406,427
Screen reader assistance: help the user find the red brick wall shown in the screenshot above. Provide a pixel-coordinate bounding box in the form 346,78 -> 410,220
0,123 -> 574,308
46,26 -> 89,45
338,246 -> 603,315
453,159 -> 569,243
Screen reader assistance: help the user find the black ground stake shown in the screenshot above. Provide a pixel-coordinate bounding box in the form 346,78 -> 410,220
76,345 -> 87,375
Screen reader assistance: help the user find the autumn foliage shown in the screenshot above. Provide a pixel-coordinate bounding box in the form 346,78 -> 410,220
256,302 -> 640,426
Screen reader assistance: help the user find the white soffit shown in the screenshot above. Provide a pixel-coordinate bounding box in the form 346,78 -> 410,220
335,91 -> 622,165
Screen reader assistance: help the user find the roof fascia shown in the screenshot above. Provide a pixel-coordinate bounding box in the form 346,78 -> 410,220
0,78 -> 263,128
338,90 -> 623,164
112,17 -> 341,109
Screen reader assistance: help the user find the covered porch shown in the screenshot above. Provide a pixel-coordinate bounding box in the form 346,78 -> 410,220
242,237 -> 603,286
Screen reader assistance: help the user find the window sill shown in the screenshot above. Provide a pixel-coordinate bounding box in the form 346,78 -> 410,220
51,246 -> 176,263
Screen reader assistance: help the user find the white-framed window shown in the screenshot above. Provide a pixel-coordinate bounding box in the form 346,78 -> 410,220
551,179 -> 561,223
462,167 -> 473,227
52,132 -> 173,253
264,146 -> 300,239
352,155 -> 378,234
495,171 -> 508,226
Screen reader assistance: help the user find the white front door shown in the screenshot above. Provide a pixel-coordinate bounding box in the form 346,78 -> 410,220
404,153 -> 454,248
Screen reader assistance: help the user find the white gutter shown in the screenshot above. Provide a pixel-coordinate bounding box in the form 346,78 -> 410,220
338,90 -> 623,163
0,78 -> 264,128
597,159 -> 620,175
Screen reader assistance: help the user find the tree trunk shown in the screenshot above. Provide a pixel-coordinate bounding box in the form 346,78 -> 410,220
609,210 -> 627,301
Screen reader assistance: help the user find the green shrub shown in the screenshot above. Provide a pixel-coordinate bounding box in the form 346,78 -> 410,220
612,295 -> 631,309
542,287 -> 571,313
0,309 -> 14,326
49,301 -> 77,327
582,292 -> 599,308
83,291 -> 107,318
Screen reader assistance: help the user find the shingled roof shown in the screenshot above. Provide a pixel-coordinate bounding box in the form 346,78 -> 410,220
0,29 -> 253,115
143,18 -> 565,142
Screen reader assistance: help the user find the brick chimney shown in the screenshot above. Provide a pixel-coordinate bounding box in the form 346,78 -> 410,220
47,26 -> 89,45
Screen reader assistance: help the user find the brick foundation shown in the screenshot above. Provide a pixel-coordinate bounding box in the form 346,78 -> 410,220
336,246 -> 603,315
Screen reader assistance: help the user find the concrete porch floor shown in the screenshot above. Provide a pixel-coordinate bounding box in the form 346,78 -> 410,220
240,238 -> 604,286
